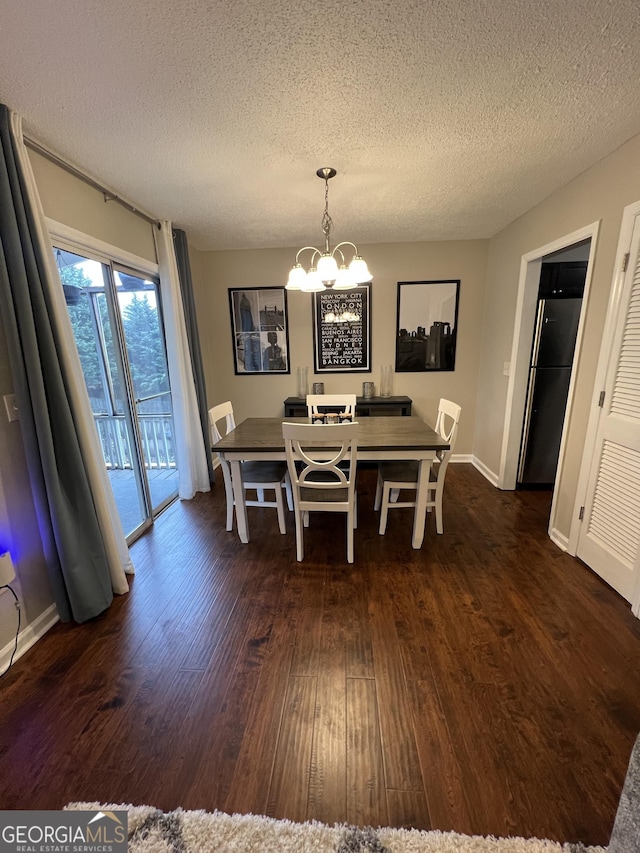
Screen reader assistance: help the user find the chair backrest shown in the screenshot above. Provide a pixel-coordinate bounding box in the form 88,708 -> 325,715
435,398 -> 461,445
434,398 -> 461,468
208,401 -> 236,446
306,394 -> 357,417
282,421 -> 359,499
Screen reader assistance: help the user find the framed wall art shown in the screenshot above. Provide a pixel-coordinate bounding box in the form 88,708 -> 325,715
228,287 -> 290,375
395,280 -> 460,372
312,283 -> 371,373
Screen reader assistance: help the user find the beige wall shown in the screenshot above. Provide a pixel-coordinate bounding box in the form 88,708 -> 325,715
192,240 -> 488,454
0,321 -> 54,653
28,149 -> 157,263
0,151 -> 158,655
475,131 -> 640,538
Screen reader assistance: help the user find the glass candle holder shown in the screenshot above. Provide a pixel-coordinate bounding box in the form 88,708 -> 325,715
297,366 -> 308,398
380,364 -> 393,397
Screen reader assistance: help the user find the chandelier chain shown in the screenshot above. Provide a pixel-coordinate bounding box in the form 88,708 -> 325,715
321,176 -> 333,244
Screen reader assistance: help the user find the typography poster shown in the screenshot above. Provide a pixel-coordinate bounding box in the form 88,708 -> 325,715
312,284 -> 371,373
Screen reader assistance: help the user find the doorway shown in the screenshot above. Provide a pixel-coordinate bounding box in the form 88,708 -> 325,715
498,222 -> 599,544
517,247 -> 589,488
54,246 -> 179,540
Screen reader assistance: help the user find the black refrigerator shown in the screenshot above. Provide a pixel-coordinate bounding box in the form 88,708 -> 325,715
518,292 -> 583,487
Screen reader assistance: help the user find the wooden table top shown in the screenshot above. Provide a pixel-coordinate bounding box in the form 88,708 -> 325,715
212,416 -> 449,454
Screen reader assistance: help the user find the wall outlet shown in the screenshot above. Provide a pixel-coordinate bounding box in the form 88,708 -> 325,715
503,362 -> 511,376
3,394 -> 18,422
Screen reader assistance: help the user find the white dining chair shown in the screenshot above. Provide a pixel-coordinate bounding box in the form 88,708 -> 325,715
209,401 -> 289,534
306,394 -> 357,419
283,421 -> 359,563
374,398 -> 461,535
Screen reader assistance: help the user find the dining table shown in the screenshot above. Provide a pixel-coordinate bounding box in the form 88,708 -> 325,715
212,415 -> 449,549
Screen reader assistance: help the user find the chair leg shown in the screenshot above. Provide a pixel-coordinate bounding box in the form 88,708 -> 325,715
257,487 -> 265,502
379,484 -> 390,534
220,464 -> 235,532
347,511 -> 354,563
303,511 -> 309,528
294,508 -> 304,561
274,482 -> 287,534
374,471 -> 383,511
435,484 -> 444,534
284,474 -> 293,510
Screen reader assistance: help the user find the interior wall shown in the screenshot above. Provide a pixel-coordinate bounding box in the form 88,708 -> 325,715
543,240 -> 592,263
475,129 -> 640,539
192,239 -> 488,454
0,150 -> 158,656
28,149 -> 157,263
0,318 -> 53,655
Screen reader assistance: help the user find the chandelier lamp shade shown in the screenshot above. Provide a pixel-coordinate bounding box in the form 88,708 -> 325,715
286,167 -> 372,292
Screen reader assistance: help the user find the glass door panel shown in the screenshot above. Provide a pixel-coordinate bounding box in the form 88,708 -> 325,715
113,269 -> 179,512
91,287 -> 151,534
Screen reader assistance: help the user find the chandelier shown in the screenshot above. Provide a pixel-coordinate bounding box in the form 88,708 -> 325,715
286,167 -> 372,292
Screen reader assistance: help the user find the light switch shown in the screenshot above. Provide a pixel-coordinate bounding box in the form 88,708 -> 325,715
503,362 -> 511,376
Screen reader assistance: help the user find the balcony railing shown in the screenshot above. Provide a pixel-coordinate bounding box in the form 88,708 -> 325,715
94,413 -> 176,470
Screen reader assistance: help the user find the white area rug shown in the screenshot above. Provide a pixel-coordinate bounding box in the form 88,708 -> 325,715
65,803 -> 604,853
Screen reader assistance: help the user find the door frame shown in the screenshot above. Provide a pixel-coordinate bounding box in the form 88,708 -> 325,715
567,201 -> 640,617
47,219 -> 159,281
498,222 -> 600,544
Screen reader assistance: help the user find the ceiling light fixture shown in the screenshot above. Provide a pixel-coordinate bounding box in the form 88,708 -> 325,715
286,167 -> 372,293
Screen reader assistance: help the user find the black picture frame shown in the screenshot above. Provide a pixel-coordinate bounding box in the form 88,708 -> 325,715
312,284 -> 372,373
228,287 -> 290,375
395,280 -> 460,372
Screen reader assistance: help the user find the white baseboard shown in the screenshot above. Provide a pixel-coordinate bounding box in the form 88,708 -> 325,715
0,601 -> 59,674
471,456 -> 500,487
549,528 -> 569,552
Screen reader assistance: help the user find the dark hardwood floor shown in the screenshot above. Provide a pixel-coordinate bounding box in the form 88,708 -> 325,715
1,464 -> 639,845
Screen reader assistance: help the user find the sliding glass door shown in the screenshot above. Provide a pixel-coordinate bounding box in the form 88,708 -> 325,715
54,247 -> 179,540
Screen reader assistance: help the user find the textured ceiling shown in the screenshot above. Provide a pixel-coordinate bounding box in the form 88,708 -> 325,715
1,0 -> 640,252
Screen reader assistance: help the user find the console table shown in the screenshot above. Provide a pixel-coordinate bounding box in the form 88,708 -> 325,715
283,395 -> 412,418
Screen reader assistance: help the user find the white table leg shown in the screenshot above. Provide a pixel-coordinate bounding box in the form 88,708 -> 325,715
412,458 -> 430,549
230,459 -> 249,543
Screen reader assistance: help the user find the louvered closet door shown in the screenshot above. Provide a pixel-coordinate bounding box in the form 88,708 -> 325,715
576,216 -> 640,603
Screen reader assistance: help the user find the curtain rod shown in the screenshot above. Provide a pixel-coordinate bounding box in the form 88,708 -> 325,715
24,136 -> 159,227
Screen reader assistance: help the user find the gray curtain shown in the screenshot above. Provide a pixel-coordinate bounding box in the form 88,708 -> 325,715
172,227 -> 214,482
0,104 -> 113,622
